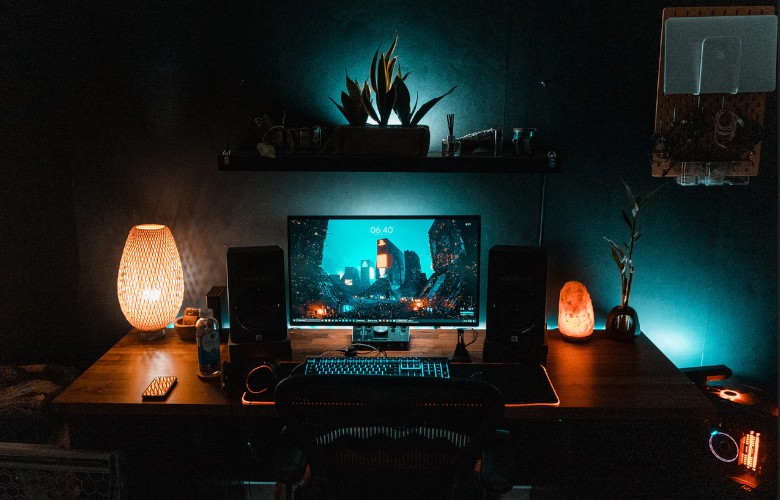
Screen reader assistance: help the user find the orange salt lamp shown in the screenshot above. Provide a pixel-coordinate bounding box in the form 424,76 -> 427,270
558,281 -> 595,342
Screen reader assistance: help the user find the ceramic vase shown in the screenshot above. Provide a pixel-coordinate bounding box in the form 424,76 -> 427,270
605,304 -> 640,341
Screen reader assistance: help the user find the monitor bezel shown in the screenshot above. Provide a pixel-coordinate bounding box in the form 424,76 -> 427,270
287,214 -> 481,328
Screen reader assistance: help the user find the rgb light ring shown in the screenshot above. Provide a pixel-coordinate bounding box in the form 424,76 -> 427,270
718,389 -> 741,401
709,431 -> 739,462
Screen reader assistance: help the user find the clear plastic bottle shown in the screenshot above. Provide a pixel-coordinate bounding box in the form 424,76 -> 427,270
512,128 -> 523,156
196,308 -> 221,377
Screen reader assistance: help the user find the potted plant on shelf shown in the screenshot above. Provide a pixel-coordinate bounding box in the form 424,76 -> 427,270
603,179 -> 663,341
330,35 -> 456,156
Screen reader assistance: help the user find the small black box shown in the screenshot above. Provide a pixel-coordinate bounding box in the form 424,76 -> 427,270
206,285 -> 229,342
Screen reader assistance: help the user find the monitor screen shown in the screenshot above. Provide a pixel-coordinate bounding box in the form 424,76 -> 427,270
288,215 -> 480,327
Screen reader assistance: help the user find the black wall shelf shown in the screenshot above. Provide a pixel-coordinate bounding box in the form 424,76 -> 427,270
218,151 -> 559,173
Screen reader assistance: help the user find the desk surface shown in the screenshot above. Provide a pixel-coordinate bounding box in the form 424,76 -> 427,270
53,328 -> 714,420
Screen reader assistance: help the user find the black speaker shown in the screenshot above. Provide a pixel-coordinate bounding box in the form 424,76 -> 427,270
484,245 -> 547,364
227,246 -> 288,344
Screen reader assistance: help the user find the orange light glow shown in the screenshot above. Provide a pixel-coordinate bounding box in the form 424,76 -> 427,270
719,389 -> 742,402
377,254 -> 388,268
738,431 -> 761,471
711,387 -> 756,405
308,304 -> 327,318
558,281 -> 594,341
117,224 -> 183,338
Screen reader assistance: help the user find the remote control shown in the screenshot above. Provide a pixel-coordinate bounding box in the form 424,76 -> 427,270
142,376 -> 177,400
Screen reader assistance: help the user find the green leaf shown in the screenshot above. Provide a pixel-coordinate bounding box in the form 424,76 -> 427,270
621,177 -> 634,203
340,91 -> 352,113
604,237 -> 625,267
385,34 -> 398,61
612,244 -> 626,262
361,84 -> 379,124
380,85 -> 396,125
369,49 -> 379,93
386,56 -> 397,89
376,53 -> 387,108
372,47 -> 398,126
410,85 -> 457,126
611,247 -> 624,272
393,78 -> 412,126
345,75 -> 362,105
622,209 -> 633,229
410,92 -> 419,120
329,97 -> 349,123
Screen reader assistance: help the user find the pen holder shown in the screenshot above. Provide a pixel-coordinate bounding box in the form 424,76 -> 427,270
441,137 -> 461,157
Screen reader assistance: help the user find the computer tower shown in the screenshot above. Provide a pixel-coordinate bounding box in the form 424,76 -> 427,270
226,246 -> 288,344
483,245 -> 547,364
681,367 -> 778,497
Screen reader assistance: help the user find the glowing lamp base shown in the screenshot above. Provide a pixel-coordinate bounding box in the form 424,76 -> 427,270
138,328 -> 166,341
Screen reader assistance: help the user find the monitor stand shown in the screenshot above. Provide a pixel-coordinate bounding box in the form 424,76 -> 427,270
352,325 -> 410,350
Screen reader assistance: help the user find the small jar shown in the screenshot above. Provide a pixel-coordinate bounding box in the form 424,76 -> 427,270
512,128 -> 537,156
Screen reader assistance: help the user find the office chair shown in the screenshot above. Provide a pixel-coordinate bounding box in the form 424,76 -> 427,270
272,374 -> 514,500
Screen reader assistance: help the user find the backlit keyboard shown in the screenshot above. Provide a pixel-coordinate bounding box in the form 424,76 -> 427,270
303,356 -> 450,378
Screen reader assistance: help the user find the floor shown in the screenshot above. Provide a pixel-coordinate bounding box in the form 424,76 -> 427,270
214,482 -> 533,499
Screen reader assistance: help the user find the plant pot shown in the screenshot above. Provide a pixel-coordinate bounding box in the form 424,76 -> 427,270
605,305 -> 640,341
332,125 -> 430,156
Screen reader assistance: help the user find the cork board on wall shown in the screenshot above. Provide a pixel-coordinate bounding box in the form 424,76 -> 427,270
652,6 -> 776,179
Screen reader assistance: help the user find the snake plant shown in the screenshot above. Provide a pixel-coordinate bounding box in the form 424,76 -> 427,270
330,72 -> 371,126
331,35 -> 455,127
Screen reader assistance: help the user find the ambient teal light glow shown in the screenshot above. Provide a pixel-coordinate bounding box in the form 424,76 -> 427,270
646,328 -> 701,367
621,296 -> 704,368
307,34 -> 461,146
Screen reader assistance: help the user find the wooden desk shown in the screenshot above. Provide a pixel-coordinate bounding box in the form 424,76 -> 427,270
53,328 -> 714,421
52,328 -> 719,496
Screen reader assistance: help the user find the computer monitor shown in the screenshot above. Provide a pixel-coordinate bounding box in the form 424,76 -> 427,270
288,215 -> 480,348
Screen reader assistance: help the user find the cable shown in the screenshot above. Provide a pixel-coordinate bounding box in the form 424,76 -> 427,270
344,343 -> 385,357
537,173 -> 546,247
464,328 -> 478,347
316,344 -> 385,358
713,109 -> 739,149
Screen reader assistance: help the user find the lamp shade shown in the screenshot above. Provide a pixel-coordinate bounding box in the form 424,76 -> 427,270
558,281 -> 594,341
117,224 -> 184,339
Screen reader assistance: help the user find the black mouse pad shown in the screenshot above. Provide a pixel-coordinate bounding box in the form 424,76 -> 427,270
241,361 -> 559,406
451,363 -> 559,406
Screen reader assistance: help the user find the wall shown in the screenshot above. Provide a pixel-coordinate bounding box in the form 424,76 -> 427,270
0,4 -> 80,363
2,1 -> 777,390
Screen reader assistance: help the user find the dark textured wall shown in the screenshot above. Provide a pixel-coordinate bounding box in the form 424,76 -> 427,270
1,4 -> 79,363
2,1 -> 777,390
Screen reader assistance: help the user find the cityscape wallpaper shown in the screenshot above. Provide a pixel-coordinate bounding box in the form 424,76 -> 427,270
288,217 -> 479,325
